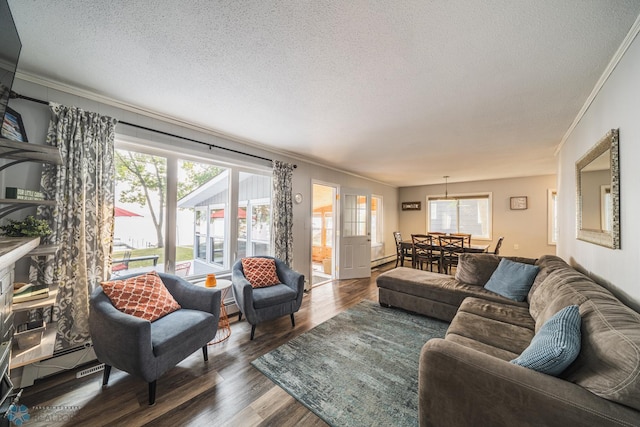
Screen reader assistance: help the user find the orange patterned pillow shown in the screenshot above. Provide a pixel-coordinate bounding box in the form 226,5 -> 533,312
242,258 -> 281,288
100,271 -> 181,322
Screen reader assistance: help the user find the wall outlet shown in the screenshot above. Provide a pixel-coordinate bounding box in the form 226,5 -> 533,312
514,244 -> 519,250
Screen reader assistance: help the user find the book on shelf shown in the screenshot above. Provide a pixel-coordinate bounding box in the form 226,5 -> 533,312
13,283 -> 49,304
4,187 -> 45,200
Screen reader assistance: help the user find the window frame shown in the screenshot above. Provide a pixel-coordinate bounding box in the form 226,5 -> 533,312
371,194 -> 383,245
114,137 -> 273,279
426,192 -> 493,241
548,189 -> 558,245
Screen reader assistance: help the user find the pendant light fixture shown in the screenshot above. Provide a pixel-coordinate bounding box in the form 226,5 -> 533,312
443,175 -> 449,199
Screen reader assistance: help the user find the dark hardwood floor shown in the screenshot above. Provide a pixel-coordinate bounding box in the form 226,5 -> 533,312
19,262 -> 396,427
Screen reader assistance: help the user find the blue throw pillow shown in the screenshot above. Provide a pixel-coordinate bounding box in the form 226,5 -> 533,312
511,305 -> 581,376
484,258 -> 539,301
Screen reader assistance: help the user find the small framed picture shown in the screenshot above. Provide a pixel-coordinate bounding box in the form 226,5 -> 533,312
402,201 -> 421,211
1,106 -> 28,142
510,196 -> 528,210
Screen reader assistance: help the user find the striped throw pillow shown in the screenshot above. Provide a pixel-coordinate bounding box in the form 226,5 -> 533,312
511,304 -> 581,375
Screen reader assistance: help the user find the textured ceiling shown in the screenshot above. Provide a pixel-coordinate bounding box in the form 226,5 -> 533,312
7,0 -> 640,186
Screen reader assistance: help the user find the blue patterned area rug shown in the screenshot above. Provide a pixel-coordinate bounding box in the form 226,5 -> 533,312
251,300 -> 449,427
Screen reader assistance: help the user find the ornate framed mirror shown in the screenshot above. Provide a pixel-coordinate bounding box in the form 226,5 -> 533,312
576,128 -> 620,248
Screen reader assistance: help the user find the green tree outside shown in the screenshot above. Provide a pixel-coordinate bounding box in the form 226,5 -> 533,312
114,150 -> 223,251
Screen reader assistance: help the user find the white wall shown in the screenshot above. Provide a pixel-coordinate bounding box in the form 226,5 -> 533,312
4,78 -> 399,286
557,32 -> 640,311
399,175 -> 557,259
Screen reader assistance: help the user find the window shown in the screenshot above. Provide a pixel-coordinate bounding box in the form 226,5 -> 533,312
371,195 -> 383,245
548,189 -> 558,245
113,145 -> 272,279
427,193 -> 492,239
343,194 -> 368,236
237,171 -> 272,258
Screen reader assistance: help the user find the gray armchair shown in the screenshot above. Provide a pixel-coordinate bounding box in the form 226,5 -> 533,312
231,256 -> 304,340
89,272 -> 221,405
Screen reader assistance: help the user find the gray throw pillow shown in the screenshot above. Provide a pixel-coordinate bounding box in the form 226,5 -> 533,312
484,258 -> 540,301
455,253 -> 502,286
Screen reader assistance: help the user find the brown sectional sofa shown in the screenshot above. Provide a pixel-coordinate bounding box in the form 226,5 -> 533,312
376,254 -> 640,426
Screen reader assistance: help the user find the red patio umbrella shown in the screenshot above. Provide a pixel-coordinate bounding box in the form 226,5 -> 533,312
114,206 -> 143,217
211,208 -> 247,219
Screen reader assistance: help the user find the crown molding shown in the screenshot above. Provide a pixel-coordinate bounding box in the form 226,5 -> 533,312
555,13 -> 640,156
14,72 -> 396,188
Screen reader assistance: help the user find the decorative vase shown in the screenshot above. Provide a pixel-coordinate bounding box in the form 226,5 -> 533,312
205,274 -> 217,287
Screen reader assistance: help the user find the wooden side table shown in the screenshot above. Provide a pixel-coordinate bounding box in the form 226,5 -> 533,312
195,278 -> 232,344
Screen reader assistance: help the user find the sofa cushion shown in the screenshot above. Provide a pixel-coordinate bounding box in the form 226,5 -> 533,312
457,297 -> 535,329
484,259 -> 539,302
100,271 -> 181,322
446,298 -> 534,361
530,267 -> 640,411
445,333 -> 520,361
565,298 -> 640,411
252,283 -> 298,309
151,309 -> 214,357
377,267 -> 527,308
511,305 -> 581,375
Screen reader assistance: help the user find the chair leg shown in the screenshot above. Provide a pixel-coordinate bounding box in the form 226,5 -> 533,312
238,312 -> 242,322
102,364 -> 111,388
290,313 -> 295,327
250,325 -> 256,340
149,381 -> 157,406
202,346 -> 208,362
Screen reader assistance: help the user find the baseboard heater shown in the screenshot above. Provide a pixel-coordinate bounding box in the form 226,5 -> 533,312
372,255 -> 395,268
13,343 -> 97,388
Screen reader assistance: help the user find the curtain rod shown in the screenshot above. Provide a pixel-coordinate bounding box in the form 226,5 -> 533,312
10,91 -> 297,169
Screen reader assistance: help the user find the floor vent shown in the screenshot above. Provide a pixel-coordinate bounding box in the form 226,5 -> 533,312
76,363 -> 105,379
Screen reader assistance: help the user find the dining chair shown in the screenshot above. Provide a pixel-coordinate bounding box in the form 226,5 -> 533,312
427,231 -> 446,237
411,234 -> 440,272
393,231 -> 412,267
489,237 -> 504,255
438,235 -> 465,274
450,233 -> 472,246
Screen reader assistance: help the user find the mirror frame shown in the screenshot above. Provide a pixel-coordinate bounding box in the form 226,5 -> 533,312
576,128 -> 620,249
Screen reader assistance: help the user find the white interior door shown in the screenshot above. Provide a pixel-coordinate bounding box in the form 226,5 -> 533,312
338,187 -> 371,279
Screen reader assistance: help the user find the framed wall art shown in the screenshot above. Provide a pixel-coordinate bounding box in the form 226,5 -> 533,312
510,196 -> 527,210
402,201 -> 421,211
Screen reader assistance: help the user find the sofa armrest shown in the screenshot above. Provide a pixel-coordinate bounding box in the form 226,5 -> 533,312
419,339 -> 640,427
231,265 -> 257,318
89,289 -> 154,376
160,273 -> 221,317
275,258 -> 304,303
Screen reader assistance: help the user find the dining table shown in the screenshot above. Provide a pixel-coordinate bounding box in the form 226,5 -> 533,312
400,239 -> 490,273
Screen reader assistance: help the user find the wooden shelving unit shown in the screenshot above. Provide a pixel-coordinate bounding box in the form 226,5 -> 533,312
0,138 -> 63,165
9,245 -> 60,368
26,244 -> 59,257
0,139 -> 62,371
0,199 -> 55,206
10,321 -> 58,369
12,288 -> 58,313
